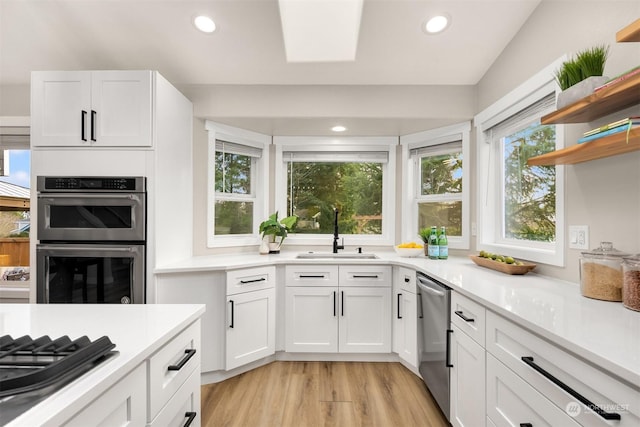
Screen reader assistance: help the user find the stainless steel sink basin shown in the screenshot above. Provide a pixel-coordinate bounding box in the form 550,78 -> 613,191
296,253 -> 379,259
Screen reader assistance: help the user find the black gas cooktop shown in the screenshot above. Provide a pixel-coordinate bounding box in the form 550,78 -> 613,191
0,334 -> 116,425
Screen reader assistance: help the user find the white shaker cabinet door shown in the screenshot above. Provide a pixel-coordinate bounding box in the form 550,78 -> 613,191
397,290 -> 418,367
91,70 -> 152,147
285,286 -> 338,352
31,71 -> 91,146
450,324 -> 486,427
226,288 -> 276,370
339,287 -> 391,353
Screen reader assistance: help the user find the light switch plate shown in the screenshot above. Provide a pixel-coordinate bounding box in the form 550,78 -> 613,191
569,225 -> 589,250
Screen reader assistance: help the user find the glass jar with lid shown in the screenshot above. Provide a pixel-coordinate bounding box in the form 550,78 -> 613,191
579,242 -> 630,301
622,255 -> 640,311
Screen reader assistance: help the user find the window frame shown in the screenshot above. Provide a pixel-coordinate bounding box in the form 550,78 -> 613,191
474,57 -> 566,266
273,136 -> 396,247
400,121 -> 471,249
206,121 -> 270,248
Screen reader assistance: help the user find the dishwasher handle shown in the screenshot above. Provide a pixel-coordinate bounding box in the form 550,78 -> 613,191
416,276 -> 447,297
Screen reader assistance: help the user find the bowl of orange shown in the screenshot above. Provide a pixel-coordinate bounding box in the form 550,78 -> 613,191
394,242 -> 424,257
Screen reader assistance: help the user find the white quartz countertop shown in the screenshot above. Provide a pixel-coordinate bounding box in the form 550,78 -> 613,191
1,303 -> 205,426
156,251 -> 640,387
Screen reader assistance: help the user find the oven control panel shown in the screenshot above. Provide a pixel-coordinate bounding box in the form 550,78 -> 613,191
38,176 -> 145,192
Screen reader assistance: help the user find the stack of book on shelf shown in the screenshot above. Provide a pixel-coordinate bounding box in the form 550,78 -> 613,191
578,117 -> 640,144
594,65 -> 640,92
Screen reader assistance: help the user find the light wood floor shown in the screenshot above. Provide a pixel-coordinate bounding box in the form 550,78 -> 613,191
201,361 -> 449,427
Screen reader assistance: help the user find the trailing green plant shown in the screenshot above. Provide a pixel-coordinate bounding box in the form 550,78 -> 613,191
259,211 -> 298,245
554,44 -> 609,90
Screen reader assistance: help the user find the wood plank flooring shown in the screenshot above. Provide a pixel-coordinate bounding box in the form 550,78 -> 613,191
201,361 -> 449,427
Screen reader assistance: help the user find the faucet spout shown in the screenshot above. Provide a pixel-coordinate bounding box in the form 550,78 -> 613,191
333,208 -> 344,253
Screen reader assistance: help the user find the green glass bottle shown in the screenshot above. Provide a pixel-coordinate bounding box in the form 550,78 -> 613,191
438,226 -> 448,260
428,226 -> 439,259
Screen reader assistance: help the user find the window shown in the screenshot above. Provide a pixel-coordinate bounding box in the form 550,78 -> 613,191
401,122 -> 471,248
206,122 -> 269,247
274,137 -> 396,246
475,58 -> 565,266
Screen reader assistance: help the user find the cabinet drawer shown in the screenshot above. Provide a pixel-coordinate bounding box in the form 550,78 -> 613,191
487,353 -> 580,427
227,266 -> 275,295
148,320 -> 201,421
397,266 -> 416,293
487,311 -> 640,427
339,265 -> 391,287
451,292 -> 486,346
149,367 -> 201,427
63,363 -> 146,427
285,265 -> 339,286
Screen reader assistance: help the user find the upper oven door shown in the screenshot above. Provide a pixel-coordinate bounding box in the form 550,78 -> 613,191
37,193 -> 146,242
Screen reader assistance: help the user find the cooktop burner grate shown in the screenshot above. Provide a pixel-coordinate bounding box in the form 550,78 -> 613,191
0,334 -> 116,398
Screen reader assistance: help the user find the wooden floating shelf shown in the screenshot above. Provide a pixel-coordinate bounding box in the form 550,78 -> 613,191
527,126 -> 640,165
617,18 -> 640,42
541,73 -> 640,124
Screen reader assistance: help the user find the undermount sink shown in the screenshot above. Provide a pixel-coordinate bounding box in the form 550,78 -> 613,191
296,252 -> 379,260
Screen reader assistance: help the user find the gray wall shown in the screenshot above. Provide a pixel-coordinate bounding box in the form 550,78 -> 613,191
477,1 -> 640,281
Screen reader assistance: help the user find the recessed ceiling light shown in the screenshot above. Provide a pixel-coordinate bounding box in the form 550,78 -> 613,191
332,125 -> 347,132
194,15 -> 216,33
423,14 -> 450,34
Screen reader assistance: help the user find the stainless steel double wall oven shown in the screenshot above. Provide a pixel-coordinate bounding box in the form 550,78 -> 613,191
36,176 -> 146,304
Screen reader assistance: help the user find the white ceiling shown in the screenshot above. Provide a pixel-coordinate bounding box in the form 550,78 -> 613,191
0,0 -> 542,135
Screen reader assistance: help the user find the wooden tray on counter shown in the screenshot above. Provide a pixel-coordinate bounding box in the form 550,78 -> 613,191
469,255 -> 537,275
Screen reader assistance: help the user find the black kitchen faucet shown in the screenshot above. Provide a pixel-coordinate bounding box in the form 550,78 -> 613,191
333,208 -> 344,253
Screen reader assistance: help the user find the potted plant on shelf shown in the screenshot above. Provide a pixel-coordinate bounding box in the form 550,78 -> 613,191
259,211 -> 298,254
555,44 -> 610,108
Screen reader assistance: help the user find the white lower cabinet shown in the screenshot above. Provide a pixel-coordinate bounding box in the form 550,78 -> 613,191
63,363 -> 147,427
149,367 -> 201,427
285,265 -> 391,353
62,320 -> 202,427
226,287 -> 276,370
393,266 -> 418,367
225,266 -> 276,370
486,353 -> 580,427
450,323 -> 486,427
285,286 -> 339,352
339,286 -> 391,353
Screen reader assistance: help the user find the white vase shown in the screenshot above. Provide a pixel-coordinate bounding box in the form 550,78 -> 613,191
556,76 -> 609,109
259,238 -> 270,255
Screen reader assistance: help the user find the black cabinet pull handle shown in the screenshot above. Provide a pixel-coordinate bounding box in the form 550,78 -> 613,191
333,291 -> 337,316
341,291 -> 344,316
445,329 -> 453,367
397,293 -> 402,319
168,349 -> 196,371
90,110 -> 97,141
353,275 -> 379,278
520,424 -> 532,427
404,276 -> 410,283
240,277 -> 266,284
229,300 -> 234,328
300,275 -> 326,278
418,292 -> 424,319
81,110 -> 87,141
521,356 -> 621,420
184,412 -> 197,427
455,310 -> 475,322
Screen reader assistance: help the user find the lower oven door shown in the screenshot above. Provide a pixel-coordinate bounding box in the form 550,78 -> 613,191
36,243 -> 145,304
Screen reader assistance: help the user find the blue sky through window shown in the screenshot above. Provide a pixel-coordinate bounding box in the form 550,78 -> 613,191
0,150 -> 30,188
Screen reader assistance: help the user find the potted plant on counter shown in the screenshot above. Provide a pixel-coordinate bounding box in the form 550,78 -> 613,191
418,227 -> 430,257
555,44 -> 609,108
259,211 -> 298,254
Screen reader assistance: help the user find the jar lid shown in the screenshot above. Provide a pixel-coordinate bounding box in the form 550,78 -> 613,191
581,241 -> 631,259
623,254 -> 640,264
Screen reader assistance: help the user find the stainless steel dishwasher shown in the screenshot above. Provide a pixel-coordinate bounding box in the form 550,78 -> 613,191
416,272 -> 452,421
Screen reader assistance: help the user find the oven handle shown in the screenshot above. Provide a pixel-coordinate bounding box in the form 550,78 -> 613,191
39,194 -> 142,200
38,245 -> 136,252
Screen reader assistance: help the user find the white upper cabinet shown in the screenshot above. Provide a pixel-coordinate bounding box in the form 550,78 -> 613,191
31,70 -> 152,147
